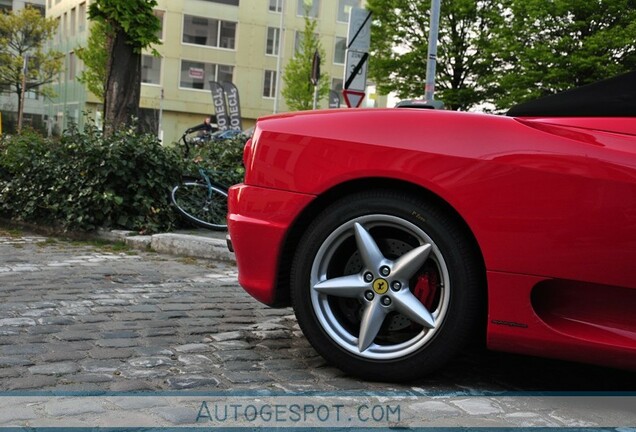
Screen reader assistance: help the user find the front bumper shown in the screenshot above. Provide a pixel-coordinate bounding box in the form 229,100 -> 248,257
227,184 -> 315,306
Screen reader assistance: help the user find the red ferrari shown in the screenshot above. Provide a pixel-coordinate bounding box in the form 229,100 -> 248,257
227,72 -> 636,382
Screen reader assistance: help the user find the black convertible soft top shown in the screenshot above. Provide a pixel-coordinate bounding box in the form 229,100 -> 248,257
506,71 -> 636,117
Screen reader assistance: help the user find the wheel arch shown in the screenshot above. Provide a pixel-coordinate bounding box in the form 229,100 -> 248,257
273,177 -> 488,312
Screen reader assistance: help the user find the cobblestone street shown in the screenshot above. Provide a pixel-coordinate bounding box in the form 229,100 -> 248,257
1,230 -> 635,428
0,231 -> 336,392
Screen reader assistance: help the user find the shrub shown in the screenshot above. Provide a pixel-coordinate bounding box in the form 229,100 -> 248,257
179,134 -> 246,188
0,123 -> 183,233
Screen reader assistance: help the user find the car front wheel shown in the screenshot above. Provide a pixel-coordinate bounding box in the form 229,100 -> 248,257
290,190 -> 483,382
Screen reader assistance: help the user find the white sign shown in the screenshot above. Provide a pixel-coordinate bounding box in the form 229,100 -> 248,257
347,7 -> 371,52
189,67 -> 204,79
344,50 -> 368,91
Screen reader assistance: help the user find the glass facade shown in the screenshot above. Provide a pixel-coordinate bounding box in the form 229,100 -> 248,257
337,0 -> 361,22
263,70 -> 277,98
297,0 -> 319,18
182,15 -> 237,50
334,37 -> 346,64
268,0 -> 282,12
180,60 -> 234,90
266,27 -> 280,56
142,55 -> 161,85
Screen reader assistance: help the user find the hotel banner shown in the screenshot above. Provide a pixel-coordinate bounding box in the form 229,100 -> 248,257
221,81 -> 243,131
209,81 -> 230,131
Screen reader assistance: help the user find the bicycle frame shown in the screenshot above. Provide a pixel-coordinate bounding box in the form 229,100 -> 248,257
197,167 -> 215,201
182,132 -> 223,183
172,131 -> 230,230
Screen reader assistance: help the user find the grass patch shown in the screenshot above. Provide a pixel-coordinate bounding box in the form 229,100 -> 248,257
37,238 -> 58,247
70,238 -> 134,253
178,256 -> 199,266
0,228 -> 23,238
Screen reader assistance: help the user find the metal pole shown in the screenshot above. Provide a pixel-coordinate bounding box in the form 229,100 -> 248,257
273,0 -> 285,114
424,0 -> 441,102
158,88 -> 164,141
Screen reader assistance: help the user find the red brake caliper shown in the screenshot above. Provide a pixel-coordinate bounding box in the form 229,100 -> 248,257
413,271 -> 439,310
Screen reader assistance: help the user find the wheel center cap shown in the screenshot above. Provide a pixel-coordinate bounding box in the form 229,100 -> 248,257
372,278 -> 388,294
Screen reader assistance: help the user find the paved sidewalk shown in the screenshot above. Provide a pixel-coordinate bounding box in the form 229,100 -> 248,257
98,228 -> 234,262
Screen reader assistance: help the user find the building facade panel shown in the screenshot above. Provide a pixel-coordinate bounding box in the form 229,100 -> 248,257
36,0 -> 381,144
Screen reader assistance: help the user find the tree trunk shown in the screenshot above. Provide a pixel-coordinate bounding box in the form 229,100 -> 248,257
15,87 -> 23,132
103,27 -> 142,137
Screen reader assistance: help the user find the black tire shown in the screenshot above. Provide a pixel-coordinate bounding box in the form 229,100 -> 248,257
290,190 -> 483,382
171,176 -> 228,230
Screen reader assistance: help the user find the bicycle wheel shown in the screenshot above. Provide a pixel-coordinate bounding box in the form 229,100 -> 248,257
171,177 -> 228,230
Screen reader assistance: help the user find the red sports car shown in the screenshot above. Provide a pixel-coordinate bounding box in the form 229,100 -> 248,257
227,72 -> 636,382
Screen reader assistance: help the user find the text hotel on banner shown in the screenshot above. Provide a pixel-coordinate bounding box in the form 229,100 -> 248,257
343,8 -> 371,108
221,81 -> 243,131
209,81 -> 243,131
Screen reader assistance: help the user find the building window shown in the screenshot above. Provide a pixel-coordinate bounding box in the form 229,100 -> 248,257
332,78 -> 343,92
78,2 -> 86,32
70,7 -> 76,36
25,89 -> 39,100
297,0 -> 319,18
154,10 -> 165,40
56,16 -> 61,42
68,52 -> 76,81
63,12 -> 67,37
180,60 -> 233,90
269,0 -> 282,12
337,0 -> 360,22
202,0 -> 239,4
182,15 -> 236,50
334,37 -> 346,64
266,27 -> 280,56
294,30 -> 318,54
142,55 -> 161,85
263,70 -> 277,98
219,21 -> 236,48
25,3 -> 45,15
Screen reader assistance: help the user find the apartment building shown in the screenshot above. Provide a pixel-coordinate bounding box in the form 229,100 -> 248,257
43,0 -> 381,144
0,0 -> 47,132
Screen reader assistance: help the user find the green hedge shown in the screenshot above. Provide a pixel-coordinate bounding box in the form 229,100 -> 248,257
180,134 -> 246,188
0,124 -> 184,233
0,125 -> 247,233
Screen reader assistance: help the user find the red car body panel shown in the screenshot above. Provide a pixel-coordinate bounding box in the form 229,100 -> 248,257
228,108 -> 636,370
228,184 -> 314,304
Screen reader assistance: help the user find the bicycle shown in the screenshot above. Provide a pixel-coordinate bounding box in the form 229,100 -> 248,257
170,131 -> 229,231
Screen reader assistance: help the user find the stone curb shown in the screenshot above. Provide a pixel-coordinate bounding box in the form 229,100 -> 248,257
99,229 -> 235,262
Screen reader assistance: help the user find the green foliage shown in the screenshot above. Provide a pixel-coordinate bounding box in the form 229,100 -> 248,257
481,0 -> 636,110
76,20 -> 110,100
0,124 -> 183,233
368,0 -> 636,111
180,135 -> 246,188
367,0 -> 503,110
88,0 -> 161,53
282,13 -> 330,111
0,7 -> 63,117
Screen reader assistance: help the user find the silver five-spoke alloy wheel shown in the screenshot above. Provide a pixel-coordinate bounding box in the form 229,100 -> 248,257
291,190 -> 482,381
310,215 -> 451,360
